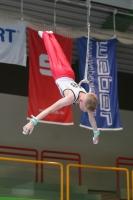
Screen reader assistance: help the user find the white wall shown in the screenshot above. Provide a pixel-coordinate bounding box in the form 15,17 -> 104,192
92,0 -> 133,10
0,93 -> 132,190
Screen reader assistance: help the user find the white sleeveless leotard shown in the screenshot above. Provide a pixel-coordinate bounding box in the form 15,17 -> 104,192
55,77 -> 87,104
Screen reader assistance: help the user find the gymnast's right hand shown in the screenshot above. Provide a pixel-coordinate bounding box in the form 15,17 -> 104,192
22,122 -> 34,135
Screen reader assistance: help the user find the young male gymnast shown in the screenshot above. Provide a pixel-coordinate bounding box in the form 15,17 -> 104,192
23,31 -> 100,144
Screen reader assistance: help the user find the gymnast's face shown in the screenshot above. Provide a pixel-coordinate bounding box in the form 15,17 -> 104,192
79,99 -> 87,112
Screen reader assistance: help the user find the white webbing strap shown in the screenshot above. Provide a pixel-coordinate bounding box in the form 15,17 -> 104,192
84,22 -> 90,80
79,23 -> 92,93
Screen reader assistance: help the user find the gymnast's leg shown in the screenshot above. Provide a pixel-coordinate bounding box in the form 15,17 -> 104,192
38,31 -> 75,81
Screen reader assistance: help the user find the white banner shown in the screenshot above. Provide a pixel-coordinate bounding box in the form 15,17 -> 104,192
0,21 -> 26,66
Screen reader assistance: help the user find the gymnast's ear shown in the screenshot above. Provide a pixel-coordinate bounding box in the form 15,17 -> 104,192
79,98 -> 83,102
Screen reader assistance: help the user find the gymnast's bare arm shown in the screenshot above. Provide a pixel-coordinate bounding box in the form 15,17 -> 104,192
88,111 -> 100,144
88,111 -> 98,131
23,91 -> 74,134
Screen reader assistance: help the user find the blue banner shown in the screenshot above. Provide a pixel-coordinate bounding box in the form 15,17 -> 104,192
77,37 -> 122,130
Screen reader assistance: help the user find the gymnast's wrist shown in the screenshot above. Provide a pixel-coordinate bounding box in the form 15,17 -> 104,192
93,129 -> 100,137
30,115 -> 38,126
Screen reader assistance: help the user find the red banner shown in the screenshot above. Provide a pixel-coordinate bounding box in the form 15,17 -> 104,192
27,28 -> 73,125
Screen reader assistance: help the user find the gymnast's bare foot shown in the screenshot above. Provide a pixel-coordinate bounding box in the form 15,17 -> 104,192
38,31 -> 53,38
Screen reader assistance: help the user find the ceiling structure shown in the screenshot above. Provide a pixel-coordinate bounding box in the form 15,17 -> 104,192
80,0 -> 133,10
96,0 -> 133,9
0,0 -> 133,73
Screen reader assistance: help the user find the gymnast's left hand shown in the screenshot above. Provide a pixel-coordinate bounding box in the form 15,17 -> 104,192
22,122 -> 34,135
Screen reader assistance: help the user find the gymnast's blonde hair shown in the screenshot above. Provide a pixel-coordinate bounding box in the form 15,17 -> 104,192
84,93 -> 98,112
